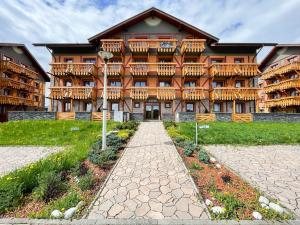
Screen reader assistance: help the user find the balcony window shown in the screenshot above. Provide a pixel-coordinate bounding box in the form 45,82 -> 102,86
235,80 -> 245,88
211,58 -> 224,63
34,96 -> 39,102
159,81 -> 171,87
134,81 -> 146,87
84,103 -> 92,112
158,58 -> 172,63
133,58 -> 147,62
110,81 -> 122,87
20,77 -> 27,84
64,102 -> 71,112
234,58 -> 244,63
184,81 -> 196,87
64,58 -> 73,63
213,103 -> 221,112
212,81 -> 224,88
65,81 -> 72,87
84,81 -> 95,87
19,92 -> 27,98
236,103 -> 245,114
83,58 -> 96,64
291,90 -> 298,97
186,103 -> 194,112
111,103 -> 119,111
3,73 -> 11,78
165,102 -> 171,108
4,89 -> 11,96
134,102 -> 140,108
184,58 -> 197,63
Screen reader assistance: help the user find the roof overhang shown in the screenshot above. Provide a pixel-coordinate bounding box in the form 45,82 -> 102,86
33,43 -> 94,49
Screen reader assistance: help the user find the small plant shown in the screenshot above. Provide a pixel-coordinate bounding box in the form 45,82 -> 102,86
163,120 -> 177,129
183,142 -> 196,157
117,129 -> 134,140
174,136 -> 186,145
191,162 -> 203,170
33,171 -> 67,202
116,121 -> 139,130
71,162 -> 88,177
198,149 -> 210,164
106,133 -> 125,151
88,148 -> 117,166
221,174 -> 232,184
78,171 -> 95,191
0,181 -> 23,213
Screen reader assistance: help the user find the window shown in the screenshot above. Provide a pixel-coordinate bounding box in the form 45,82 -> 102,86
19,92 -> 27,98
133,58 -> 147,62
186,103 -> 194,112
213,103 -> 221,112
35,82 -> 39,88
64,102 -> 71,112
235,80 -> 245,88
84,103 -> 92,112
158,58 -> 172,63
212,81 -> 224,88
184,58 -> 197,63
111,103 -> 119,111
83,58 -> 96,63
211,58 -> 224,63
134,81 -> 146,87
165,102 -> 171,108
34,96 -> 39,102
134,102 -> 140,108
65,81 -> 72,87
84,81 -> 95,87
4,89 -> 10,96
184,81 -> 196,87
234,58 -> 244,63
64,58 -> 73,63
159,81 -> 171,87
236,103 -> 245,114
291,90 -> 298,97
110,81 -> 121,87
20,77 -> 27,84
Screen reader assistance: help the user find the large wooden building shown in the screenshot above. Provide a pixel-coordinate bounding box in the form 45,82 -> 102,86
260,44 -> 300,113
0,43 -> 49,122
36,7 -> 267,120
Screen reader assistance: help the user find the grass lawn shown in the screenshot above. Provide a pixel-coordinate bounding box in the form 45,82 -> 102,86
169,122 -> 300,145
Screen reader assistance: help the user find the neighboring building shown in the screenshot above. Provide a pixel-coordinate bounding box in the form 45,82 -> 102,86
260,44 -> 300,113
0,43 -> 49,122
35,7 -> 268,120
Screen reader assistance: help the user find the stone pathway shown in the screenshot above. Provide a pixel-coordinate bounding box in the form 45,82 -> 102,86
88,122 -> 208,219
206,145 -> 300,218
0,146 -> 61,177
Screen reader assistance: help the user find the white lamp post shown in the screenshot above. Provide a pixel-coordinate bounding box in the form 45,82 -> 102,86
98,50 -> 113,150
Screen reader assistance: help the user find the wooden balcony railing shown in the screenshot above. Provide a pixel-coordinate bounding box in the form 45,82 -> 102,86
183,87 -> 206,100
265,96 -> 300,108
130,87 -> 176,100
0,60 -> 38,79
99,87 -> 122,99
209,63 -> 260,77
264,78 -> 300,93
101,63 -> 124,76
0,95 -> 34,106
51,63 -> 97,76
101,39 -> 125,53
49,87 -> 96,100
262,61 -> 300,80
180,39 -> 206,53
0,77 -> 35,92
127,39 -> 177,53
129,63 -> 176,76
182,63 -> 206,76
211,87 -> 259,101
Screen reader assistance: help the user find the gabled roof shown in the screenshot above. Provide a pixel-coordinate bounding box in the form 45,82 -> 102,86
88,7 -> 219,43
0,43 -> 50,81
259,44 -> 300,70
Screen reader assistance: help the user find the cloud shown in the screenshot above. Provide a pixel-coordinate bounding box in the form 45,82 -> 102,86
1,0 -> 300,105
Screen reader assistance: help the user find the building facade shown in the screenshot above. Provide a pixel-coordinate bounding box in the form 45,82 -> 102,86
0,43 -> 49,122
260,45 -> 300,113
37,8 -> 264,120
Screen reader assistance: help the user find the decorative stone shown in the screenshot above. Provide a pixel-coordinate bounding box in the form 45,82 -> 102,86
269,202 -> 284,214
76,201 -> 84,209
252,211 -> 262,220
259,196 -> 270,205
64,207 -> 77,219
210,157 -> 217,163
51,209 -> 63,218
211,206 -> 225,214
261,203 -> 268,208
205,199 -> 212,206
215,164 -> 221,169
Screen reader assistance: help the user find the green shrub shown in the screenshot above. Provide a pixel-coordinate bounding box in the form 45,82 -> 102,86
163,120 -> 177,129
116,121 -> 139,130
0,181 -> 23,213
174,136 -> 186,145
191,162 -> 203,170
78,172 -> 95,191
106,133 -> 125,151
198,149 -> 210,164
117,129 -> 134,140
71,161 -> 88,177
33,171 -> 67,202
183,142 -> 196,157
183,148 -> 193,157
88,148 -> 117,166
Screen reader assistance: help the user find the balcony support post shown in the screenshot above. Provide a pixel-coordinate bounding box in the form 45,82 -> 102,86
102,60 -> 108,150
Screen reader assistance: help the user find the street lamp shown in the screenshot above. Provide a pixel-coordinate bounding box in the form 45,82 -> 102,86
98,50 -> 113,150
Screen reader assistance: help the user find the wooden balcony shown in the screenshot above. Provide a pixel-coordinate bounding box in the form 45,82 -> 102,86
49,87 -> 96,100
262,61 -> 300,80
265,96 -> 300,108
101,63 -> 124,76
180,39 -> 206,53
209,63 -> 260,77
99,87 -> 122,99
129,63 -> 176,76
101,39 -> 125,53
182,87 -> 206,100
211,87 -> 259,101
130,87 -> 176,100
51,63 -> 97,76
0,95 -> 34,106
0,77 -> 35,92
182,63 -> 206,76
0,60 -> 38,79
264,78 -> 300,93
127,39 -> 177,53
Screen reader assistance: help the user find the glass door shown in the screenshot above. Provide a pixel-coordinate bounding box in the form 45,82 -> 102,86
145,103 -> 160,120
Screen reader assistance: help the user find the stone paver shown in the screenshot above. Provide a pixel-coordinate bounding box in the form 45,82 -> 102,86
88,122 -> 208,219
0,146 -> 61,177
206,145 -> 300,217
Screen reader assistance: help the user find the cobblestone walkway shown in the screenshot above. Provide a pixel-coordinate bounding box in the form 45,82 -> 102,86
0,146 -> 61,177
88,122 -> 209,219
206,145 -> 300,217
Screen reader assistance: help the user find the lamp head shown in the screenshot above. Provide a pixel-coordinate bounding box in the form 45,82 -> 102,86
98,51 -> 113,62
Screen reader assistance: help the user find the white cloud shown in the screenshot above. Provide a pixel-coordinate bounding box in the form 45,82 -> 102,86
1,0 -> 300,105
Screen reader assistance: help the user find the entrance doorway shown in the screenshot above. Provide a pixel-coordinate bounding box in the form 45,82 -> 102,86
145,102 -> 160,120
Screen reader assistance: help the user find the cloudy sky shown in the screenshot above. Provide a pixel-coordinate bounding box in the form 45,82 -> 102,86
1,0 -> 300,71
